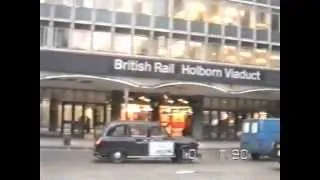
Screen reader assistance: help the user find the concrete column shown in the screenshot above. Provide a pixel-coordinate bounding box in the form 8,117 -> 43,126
191,96 -> 204,140
49,98 -> 59,132
111,91 -> 123,120
124,88 -> 129,120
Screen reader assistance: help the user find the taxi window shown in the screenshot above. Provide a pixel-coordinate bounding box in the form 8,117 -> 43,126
128,124 -> 148,137
150,126 -> 167,137
107,125 -> 126,137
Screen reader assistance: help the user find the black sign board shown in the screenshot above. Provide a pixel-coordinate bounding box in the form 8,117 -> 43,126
40,50 -> 280,88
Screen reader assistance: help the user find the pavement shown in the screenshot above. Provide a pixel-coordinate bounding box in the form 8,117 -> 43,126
40,148 -> 280,180
40,137 -> 240,150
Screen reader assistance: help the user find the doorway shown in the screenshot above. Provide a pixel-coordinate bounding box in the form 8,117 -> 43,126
60,102 -> 108,138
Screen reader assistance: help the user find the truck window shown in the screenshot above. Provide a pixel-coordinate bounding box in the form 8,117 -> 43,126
243,122 -> 250,133
251,122 -> 259,134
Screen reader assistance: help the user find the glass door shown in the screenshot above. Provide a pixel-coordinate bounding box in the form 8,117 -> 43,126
61,103 -> 73,135
73,104 -> 85,137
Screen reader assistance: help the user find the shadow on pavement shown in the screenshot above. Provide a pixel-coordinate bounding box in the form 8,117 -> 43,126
92,159 -> 200,165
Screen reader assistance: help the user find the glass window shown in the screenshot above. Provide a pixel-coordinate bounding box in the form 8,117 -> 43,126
204,0 -> 220,24
251,122 -> 258,133
188,41 -> 205,60
221,2 -> 241,26
239,47 -> 253,65
203,97 -> 211,108
255,9 -> 270,30
173,0 -> 206,21
108,125 -> 127,137
219,46 -> 238,64
211,111 -> 219,126
169,39 -> 187,58
113,33 -> 132,54
240,6 -> 254,29
211,98 -> 220,108
40,26 -> 47,47
271,50 -> 280,61
114,0 -> 135,13
150,126 -> 168,136
242,122 -> 250,133
133,35 -> 149,55
203,111 -> 210,124
271,14 -> 280,32
135,0 -> 153,15
95,0 -> 113,10
253,48 -> 269,66
128,124 -> 148,136
155,35 -> 169,57
70,29 -> 91,50
154,0 -> 169,16
53,27 -> 69,48
207,43 -> 220,62
75,0 -> 93,8
93,31 -> 112,52
54,0 -> 73,6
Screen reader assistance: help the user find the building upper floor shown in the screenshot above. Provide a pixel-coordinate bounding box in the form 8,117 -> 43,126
40,0 -> 280,44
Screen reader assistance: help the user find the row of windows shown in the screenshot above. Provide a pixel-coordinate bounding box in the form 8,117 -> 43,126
41,0 -> 280,32
40,26 -> 280,68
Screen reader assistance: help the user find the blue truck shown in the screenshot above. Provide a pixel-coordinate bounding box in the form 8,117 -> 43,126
240,118 -> 280,160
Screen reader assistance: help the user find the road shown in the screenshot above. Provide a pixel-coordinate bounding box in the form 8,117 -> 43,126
40,149 -> 280,180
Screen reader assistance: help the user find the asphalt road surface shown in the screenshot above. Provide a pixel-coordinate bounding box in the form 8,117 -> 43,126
40,149 -> 280,180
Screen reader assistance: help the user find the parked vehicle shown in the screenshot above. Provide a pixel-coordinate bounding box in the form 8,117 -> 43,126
240,118 -> 280,160
94,121 -> 201,163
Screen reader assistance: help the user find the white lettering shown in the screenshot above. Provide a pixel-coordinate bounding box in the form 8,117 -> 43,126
153,62 -> 175,74
224,68 -> 261,80
113,59 -> 152,72
181,64 -> 223,77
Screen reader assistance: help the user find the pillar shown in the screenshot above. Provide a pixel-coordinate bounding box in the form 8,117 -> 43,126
191,96 -> 204,140
49,98 -> 59,132
111,91 -> 123,120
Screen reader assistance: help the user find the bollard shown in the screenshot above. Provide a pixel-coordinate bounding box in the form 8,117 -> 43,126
216,149 -> 228,161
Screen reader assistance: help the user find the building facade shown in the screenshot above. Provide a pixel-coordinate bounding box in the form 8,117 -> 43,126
40,0 -> 280,140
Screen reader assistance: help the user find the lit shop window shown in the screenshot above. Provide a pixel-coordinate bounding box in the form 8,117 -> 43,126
173,0 -> 206,21
255,9 -> 270,30
153,0 -> 169,16
92,31 -> 112,52
133,35 -> 149,55
75,0 -> 93,8
95,0 -> 113,10
114,0 -> 135,13
169,39 -> 187,58
252,49 -> 269,66
203,1 -> 220,24
135,0 -> 153,15
219,46 -> 238,64
207,43 -> 220,62
113,33 -> 132,54
70,29 -> 91,50
188,41 -> 205,60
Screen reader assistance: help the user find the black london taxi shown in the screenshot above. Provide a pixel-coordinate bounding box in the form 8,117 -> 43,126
93,121 -> 201,163
271,141 -> 280,163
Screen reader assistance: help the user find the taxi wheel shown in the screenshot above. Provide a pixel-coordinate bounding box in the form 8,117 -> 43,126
111,151 -> 125,164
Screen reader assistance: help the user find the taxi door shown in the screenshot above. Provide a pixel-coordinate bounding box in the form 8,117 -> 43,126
127,124 -> 149,156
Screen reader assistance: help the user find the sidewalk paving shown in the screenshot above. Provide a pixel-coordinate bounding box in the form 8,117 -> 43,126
40,137 -> 240,150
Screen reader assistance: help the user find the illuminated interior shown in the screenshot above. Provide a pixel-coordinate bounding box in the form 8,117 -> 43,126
159,105 -> 193,137
120,103 -> 153,121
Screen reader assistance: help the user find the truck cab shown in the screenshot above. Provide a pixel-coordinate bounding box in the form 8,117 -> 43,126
240,118 -> 280,160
